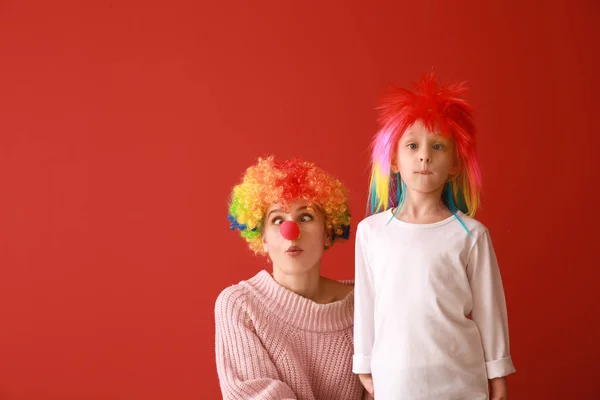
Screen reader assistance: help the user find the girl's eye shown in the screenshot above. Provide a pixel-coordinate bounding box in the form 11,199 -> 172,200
272,217 -> 284,225
433,143 -> 444,150
407,143 -> 417,150
300,214 -> 313,222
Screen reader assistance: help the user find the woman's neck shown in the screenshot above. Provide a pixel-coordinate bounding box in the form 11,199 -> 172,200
271,265 -> 328,303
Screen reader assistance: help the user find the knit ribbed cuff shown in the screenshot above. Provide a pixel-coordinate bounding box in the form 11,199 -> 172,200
486,356 -> 516,379
352,355 -> 372,374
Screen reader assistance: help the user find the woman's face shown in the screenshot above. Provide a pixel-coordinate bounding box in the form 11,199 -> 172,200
262,198 -> 330,274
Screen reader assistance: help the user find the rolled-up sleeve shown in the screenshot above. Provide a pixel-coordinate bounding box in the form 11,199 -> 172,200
353,222 -> 375,374
467,229 -> 516,379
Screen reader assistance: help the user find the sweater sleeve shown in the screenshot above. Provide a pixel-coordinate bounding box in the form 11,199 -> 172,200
352,222 -> 375,374
215,287 -> 297,400
466,229 -> 516,379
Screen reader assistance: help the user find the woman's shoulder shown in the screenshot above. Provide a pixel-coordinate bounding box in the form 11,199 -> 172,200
215,270 -> 276,319
336,282 -> 355,299
321,277 -> 354,303
215,281 -> 248,316
214,272 -> 260,312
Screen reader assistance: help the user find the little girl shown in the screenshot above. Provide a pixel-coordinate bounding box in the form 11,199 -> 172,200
353,73 -> 515,399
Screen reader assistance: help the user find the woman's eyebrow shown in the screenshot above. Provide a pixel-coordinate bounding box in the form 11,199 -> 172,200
267,209 -> 283,217
268,206 -> 311,218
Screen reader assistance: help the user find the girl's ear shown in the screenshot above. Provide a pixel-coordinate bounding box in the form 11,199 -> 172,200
262,234 -> 268,253
448,153 -> 461,180
448,166 -> 460,181
391,146 -> 400,173
391,153 -> 399,173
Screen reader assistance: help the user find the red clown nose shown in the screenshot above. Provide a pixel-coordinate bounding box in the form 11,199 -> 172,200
280,220 -> 300,241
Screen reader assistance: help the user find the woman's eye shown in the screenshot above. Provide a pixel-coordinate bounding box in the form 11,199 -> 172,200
433,143 -> 444,150
407,143 -> 417,150
272,217 -> 283,225
300,214 -> 313,222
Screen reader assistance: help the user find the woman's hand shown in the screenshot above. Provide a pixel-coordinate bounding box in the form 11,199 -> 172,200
358,373 -> 374,398
489,376 -> 508,400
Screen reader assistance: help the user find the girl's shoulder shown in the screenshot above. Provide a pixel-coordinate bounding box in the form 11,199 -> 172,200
454,212 -> 490,237
356,209 -> 393,231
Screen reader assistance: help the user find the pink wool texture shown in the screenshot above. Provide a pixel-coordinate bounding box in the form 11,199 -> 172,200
215,271 -> 365,400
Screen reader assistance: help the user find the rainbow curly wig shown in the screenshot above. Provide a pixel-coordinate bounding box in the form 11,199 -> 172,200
228,156 -> 351,254
369,72 -> 482,218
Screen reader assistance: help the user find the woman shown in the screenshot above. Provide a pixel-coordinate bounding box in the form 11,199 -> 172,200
215,156 -> 365,400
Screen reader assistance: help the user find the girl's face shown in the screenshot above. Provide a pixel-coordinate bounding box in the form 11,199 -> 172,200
394,119 -> 459,195
262,198 -> 330,274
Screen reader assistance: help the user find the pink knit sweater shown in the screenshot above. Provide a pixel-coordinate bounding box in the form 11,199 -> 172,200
215,270 -> 365,400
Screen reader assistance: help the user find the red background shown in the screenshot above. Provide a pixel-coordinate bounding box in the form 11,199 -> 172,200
1,1 -> 598,399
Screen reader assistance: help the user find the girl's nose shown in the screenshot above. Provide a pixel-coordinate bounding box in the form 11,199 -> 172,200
280,220 -> 300,241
